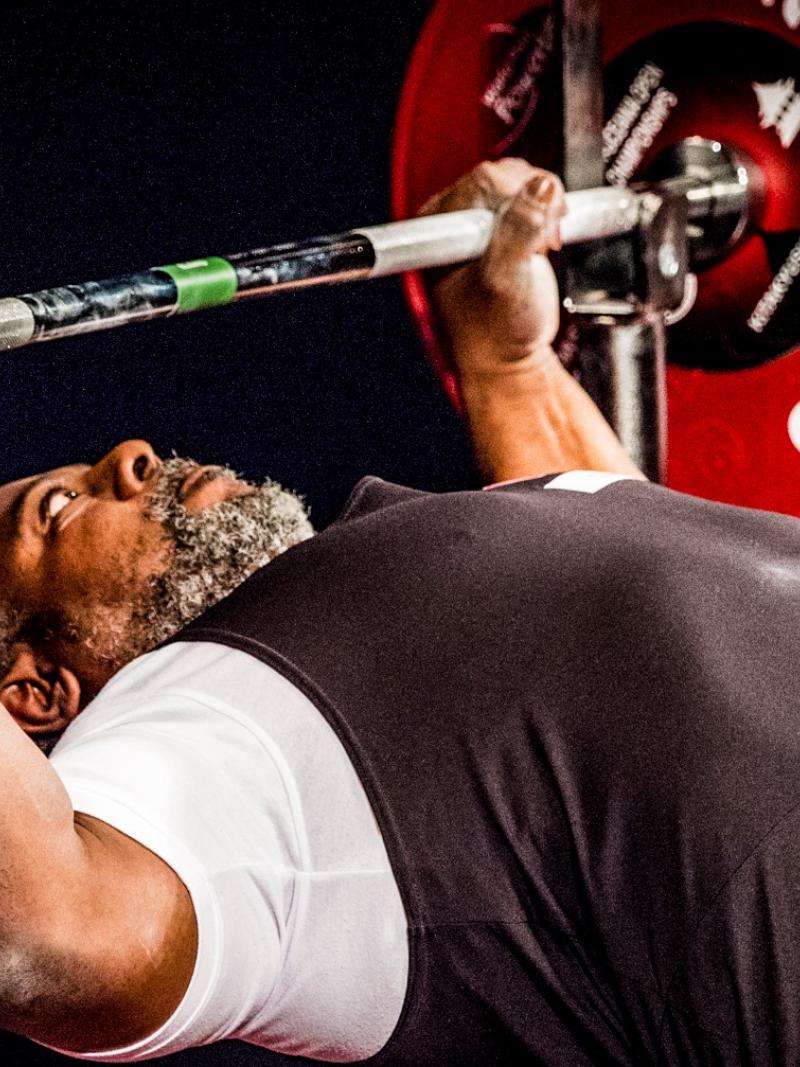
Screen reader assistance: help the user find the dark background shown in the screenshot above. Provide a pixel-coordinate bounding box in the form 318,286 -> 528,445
0,1 -> 472,1064
0,0 -> 476,532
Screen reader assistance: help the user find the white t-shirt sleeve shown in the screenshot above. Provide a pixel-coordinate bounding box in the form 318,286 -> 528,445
45,650 -> 306,1062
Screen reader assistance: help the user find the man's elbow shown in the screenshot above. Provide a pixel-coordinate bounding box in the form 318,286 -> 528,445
0,922 -> 125,1049
0,936 -> 70,1038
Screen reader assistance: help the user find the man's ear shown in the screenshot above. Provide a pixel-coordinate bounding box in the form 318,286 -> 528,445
0,644 -> 82,738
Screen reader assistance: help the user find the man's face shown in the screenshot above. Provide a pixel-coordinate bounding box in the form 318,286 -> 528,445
0,439 -> 312,696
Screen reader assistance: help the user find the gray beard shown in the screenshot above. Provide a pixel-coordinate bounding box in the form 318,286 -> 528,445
0,457 -> 312,714
126,457 -> 314,655
0,459 -> 312,754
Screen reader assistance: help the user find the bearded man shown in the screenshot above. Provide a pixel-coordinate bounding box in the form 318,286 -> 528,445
0,159 -> 793,1067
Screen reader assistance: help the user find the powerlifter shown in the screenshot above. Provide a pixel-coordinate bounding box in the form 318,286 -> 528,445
0,160 -> 793,1066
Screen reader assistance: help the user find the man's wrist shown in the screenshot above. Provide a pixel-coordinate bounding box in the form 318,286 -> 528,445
458,346 -> 644,483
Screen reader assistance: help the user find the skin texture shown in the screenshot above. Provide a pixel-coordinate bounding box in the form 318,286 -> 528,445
0,159 -> 642,1054
0,443 -> 258,701
422,160 -> 645,484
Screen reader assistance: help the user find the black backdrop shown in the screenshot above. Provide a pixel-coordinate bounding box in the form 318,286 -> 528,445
0,0 -> 477,530
0,1 -> 477,1064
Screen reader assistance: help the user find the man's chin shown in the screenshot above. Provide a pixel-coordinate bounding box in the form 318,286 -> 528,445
181,470 -> 256,513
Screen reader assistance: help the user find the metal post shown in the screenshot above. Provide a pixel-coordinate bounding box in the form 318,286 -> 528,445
577,318 -> 668,481
556,0 -> 668,481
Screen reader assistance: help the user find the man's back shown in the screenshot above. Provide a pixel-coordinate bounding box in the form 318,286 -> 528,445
174,474 -> 800,1064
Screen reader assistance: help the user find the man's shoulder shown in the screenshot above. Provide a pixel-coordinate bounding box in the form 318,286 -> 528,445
337,470 -> 641,524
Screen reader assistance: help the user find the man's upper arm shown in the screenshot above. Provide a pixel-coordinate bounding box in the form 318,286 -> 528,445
1,812 -> 196,1054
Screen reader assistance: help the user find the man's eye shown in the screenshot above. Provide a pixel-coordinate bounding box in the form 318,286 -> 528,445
41,488 -> 78,525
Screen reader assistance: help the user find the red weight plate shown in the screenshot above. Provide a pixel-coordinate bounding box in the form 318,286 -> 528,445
392,0 -> 800,515
603,21 -> 800,370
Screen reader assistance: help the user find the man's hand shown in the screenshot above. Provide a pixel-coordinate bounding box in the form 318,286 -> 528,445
420,157 -> 566,379
421,158 -> 645,483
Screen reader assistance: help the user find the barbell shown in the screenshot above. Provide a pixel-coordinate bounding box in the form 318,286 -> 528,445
2,0 -> 799,506
0,168 -> 748,351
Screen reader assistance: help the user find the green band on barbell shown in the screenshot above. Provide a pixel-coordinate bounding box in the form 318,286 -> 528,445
154,256 -> 238,313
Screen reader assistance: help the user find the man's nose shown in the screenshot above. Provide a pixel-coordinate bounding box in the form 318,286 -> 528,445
87,440 -> 161,500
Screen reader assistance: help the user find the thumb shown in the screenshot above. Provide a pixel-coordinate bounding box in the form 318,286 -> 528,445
485,173 -> 566,270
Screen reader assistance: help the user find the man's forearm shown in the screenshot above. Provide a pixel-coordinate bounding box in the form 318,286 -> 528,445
423,160 -> 645,483
459,346 -> 645,483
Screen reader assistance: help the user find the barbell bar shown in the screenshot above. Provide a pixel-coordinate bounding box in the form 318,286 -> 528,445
0,157 -> 750,353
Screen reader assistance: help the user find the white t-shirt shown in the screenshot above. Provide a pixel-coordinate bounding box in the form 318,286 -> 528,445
47,640 -> 409,1063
